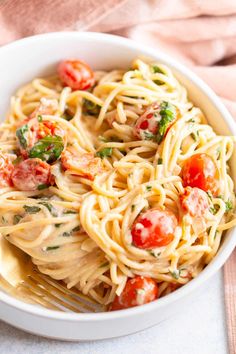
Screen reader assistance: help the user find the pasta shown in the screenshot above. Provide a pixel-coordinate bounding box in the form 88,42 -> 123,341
0,58 -> 235,310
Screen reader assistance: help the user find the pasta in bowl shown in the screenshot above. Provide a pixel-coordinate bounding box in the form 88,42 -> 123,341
0,55 -> 235,312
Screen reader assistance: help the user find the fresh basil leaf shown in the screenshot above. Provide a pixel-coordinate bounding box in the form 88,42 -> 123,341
156,101 -> 175,143
96,147 -> 112,159
23,205 -> 41,214
16,124 -> 28,149
29,135 -> 64,163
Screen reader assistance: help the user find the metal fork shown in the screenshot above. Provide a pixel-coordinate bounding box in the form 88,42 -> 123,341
0,235 -> 105,313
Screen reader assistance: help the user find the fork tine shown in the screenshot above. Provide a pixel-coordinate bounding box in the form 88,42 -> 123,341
17,282 -> 63,311
32,272 -> 104,311
23,276 -> 90,313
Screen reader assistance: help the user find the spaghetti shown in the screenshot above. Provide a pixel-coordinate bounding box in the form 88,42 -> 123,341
0,58 -> 235,309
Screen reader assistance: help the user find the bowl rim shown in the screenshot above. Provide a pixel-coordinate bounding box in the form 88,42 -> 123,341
0,31 -> 235,322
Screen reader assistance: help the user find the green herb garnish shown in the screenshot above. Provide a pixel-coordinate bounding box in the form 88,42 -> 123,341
83,99 -> 101,116
55,223 -> 62,228
170,270 -> 180,280
37,184 -> 49,190
72,226 -> 81,232
62,232 -> 72,237
209,205 -> 220,215
13,215 -> 23,225
23,205 -> 41,214
63,210 -> 77,214
37,115 -> 43,122
99,262 -> 109,268
143,131 -> 155,140
156,101 -> 175,144
146,185 -> 152,192
96,147 -> 113,159
191,132 -> 199,142
29,135 -> 64,163
157,158 -> 163,165
16,124 -> 28,149
46,246 -> 60,251
225,200 -> 233,212
131,205 -> 135,212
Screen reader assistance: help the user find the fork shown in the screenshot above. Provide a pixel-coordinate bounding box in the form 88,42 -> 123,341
0,235 -> 105,313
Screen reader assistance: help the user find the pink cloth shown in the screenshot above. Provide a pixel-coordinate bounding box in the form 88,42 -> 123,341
1,0 -> 236,118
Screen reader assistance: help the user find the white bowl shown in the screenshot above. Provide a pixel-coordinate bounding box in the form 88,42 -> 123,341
0,32 -> 235,341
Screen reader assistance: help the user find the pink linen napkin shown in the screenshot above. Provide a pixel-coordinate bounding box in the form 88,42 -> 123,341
0,0 -> 235,351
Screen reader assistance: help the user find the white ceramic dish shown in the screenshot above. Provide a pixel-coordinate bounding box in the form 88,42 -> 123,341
0,32 -> 235,341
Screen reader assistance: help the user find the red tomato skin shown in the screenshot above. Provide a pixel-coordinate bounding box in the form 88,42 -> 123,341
111,276 -> 158,311
12,158 -> 53,191
58,59 -> 95,90
182,153 -> 219,196
131,208 -> 178,249
0,153 -> 14,188
180,187 -> 209,217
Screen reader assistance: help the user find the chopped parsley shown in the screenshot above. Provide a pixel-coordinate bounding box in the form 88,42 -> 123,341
63,210 -> 77,214
37,183 -> 49,190
29,135 -> 64,163
37,115 -> 43,122
170,270 -> 180,280
225,200 -> 233,212
143,131 -> 155,140
62,231 -> 72,237
149,250 -> 161,258
55,223 -> 62,228
157,158 -> 163,165
72,225 -> 81,232
156,101 -> 176,144
83,99 -> 101,116
146,185 -> 152,192
209,205 -> 220,215
151,65 -> 164,74
131,204 -> 135,212
96,147 -> 113,159
1,216 -> 7,224
13,215 -> 23,225
23,205 -> 41,214
16,124 -> 28,149
46,246 -> 60,251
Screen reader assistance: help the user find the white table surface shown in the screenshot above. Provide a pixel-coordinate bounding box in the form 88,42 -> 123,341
0,271 -> 228,354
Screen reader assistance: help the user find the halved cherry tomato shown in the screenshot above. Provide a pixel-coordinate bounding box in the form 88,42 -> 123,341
61,149 -> 102,180
134,101 -> 177,142
180,187 -> 209,217
111,276 -> 158,311
0,153 -> 14,188
182,153 -> 219,196
131,208 -> 178,249
58,59 -> 95,90
12,158 -> 53,191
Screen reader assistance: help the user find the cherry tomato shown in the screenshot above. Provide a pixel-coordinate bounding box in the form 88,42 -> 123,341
134,101 -> 177,142
180,187 -> 209,217
58,59 -> 95,90
182,153 -> 219,196
111,276 -> 158,311
0,153 -> 14,188
16,118 -> 65,159
61,150 -> 102,180
12,158 -> 53,191
131,208 -> 178,249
